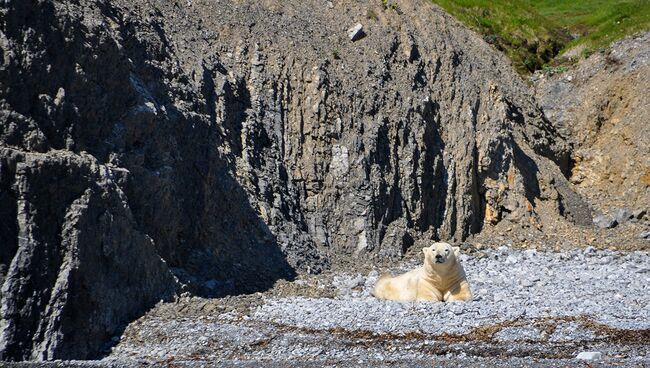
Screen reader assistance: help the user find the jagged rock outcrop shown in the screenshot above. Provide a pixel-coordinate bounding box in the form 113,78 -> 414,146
0,149 -> 177,360
0,0 -> 589,360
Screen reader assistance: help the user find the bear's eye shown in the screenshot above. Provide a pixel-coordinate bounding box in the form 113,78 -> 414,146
445,249 -> 450,253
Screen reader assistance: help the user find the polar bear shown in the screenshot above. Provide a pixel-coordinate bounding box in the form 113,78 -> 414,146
373,242 -> 472,302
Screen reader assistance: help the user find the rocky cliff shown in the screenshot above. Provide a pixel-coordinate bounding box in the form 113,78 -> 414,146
0,0 -> 590,360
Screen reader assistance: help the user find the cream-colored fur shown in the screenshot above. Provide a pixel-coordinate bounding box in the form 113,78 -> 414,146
373,242 -> 472,302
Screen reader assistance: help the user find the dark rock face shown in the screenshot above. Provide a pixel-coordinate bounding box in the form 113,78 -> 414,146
0,150 -> 176,360
0,0 -> 300,360
0,0 -> 589,360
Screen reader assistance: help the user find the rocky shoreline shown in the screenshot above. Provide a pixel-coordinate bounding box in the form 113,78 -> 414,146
96,247 -> 649,367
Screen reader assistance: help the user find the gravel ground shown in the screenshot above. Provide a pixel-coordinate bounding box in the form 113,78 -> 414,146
92,246 -> 650,367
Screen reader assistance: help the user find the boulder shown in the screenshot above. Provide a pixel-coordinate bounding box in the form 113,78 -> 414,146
348,23 -> 365,41
640,230 -> 650,240
613,208 -> 633,225
576,351 -> 602,360
593,215 -> 617,229
633,209 -> 647,220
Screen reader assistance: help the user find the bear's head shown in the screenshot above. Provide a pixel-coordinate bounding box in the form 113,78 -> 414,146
423,242 -> 460,266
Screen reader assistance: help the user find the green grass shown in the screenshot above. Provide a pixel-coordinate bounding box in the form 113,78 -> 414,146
532,0 -> 650,56
430,0 -> 650,74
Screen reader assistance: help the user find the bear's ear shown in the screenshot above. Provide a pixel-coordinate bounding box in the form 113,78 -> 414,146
453,246 -> 461,257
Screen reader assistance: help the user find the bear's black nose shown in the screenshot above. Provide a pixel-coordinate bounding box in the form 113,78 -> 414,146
435,254 -> 442,259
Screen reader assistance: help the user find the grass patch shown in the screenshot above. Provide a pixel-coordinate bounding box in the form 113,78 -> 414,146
532,0 -> 650,56
431,0 -> 650,74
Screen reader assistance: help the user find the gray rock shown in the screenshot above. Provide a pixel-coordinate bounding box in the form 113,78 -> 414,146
520,279 -> 534,288
593,215 -> 617,229
0,152 -> 177,360
348,23 -> 365,41
633,209 -> 647,220
613,208 -> 633,224
576,351 -> 602,360
640,230 -> 650,240
495,326 -> 541,342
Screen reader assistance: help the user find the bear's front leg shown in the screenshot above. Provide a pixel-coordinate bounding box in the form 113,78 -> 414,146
415,283 -> 443,302
444,280 -> 472,302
